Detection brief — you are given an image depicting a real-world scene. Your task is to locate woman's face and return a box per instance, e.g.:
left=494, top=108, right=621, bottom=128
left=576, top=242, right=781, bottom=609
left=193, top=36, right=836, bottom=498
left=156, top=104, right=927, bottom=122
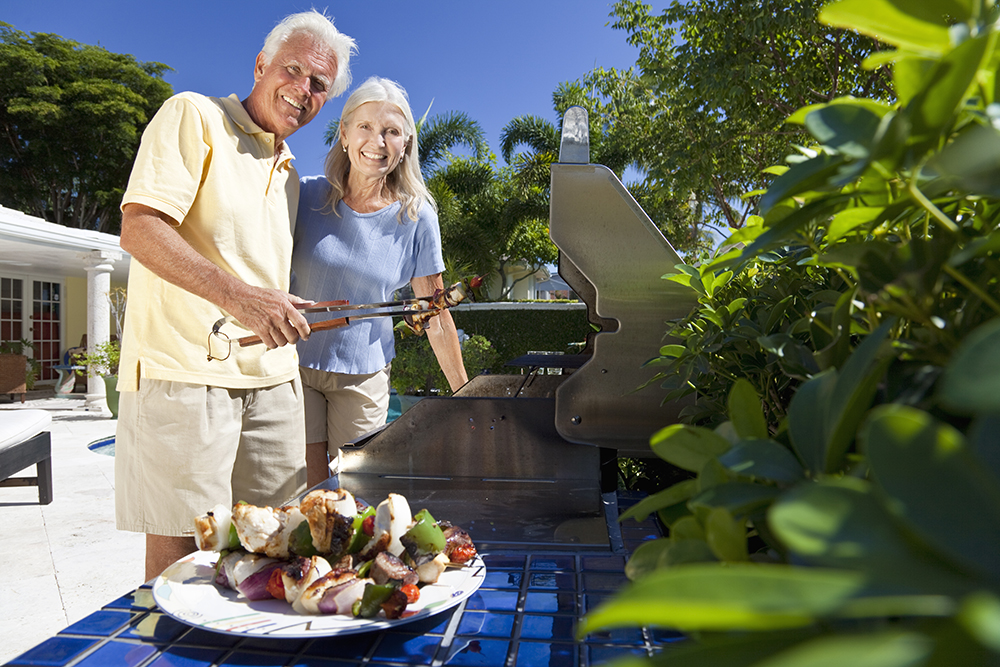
left=341, top=101, right=409, bottom=182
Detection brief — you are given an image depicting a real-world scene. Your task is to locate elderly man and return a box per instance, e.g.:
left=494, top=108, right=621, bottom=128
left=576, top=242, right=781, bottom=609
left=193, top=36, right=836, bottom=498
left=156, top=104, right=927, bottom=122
left=115, top=11, right=356, bottom=581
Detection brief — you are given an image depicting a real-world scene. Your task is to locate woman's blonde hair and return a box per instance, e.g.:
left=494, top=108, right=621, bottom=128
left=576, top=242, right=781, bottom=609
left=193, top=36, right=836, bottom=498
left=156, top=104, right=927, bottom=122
left=325, top=76, right=435, bottom=222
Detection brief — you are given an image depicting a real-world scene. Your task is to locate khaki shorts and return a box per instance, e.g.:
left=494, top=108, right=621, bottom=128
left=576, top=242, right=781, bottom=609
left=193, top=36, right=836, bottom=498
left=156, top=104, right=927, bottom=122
left=300, top=365, right=391, bottom=463
left=115, top=377, right=306, bottom=536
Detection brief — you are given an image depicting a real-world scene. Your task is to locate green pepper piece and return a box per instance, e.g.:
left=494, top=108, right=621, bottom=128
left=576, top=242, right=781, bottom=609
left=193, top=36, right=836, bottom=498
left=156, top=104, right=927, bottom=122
left=401, top=508, right=446, bottom=557
left=288, top=520, right=318, bottom=556
left=347, top=505, right=376, bottom=554
left=355, top=583, right=396, bottom=618
left=227, top=522, right=240, bottom=550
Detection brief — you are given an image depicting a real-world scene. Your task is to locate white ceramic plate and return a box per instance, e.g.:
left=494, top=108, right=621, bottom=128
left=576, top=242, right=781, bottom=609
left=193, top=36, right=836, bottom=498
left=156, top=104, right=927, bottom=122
left=152, top=550, right=485, bottom=637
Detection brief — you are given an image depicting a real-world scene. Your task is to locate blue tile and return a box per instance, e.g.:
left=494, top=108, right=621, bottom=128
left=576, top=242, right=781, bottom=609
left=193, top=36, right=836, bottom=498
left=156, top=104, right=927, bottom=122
left=237, top=637, right=307, bottom=654
left=104, top=589, right=156, bottom=612
left=649, top=628, right=688, bottom=643
left=442, top=638, right=509, bottom=666
left=370, top=633, right=441, bottom=664
left=581, top=572, right=628, bottom=592
left=587, top=644, right=650, bottom=664
left=61, top=610, right=134, bottom=637
left=522, top=592, right=576, bottom=614
left=220, top=650, right=298, bottom=666
left=527, top=573, right=575, bottom=591
left=463, top=590, right=519, bottom=612
left=75, top=641, right=157, bottom=667
left=480, top=554, right=525, bottom=569
left=518, top=614, right=575, bottom=641
left=6, top=637, right=97, bottom=666
left=528, top=556, right=574, bottom=572
left=304, top=633, right=377, bottom=660
left=393, top=608, right=455, bottom=635
left=455, top=612, right=514, bottom=638
left=172, top=628, right=241, bottom=649
left=146, top=645, right=227, bottom=667
left=581, top=625, right=645, bottom=644
left=580, top=556, right=626, bottom=572
left=289, top=658, right=358, bottom=667
left=514, top=641, right=576, bottom=667
left=118, top=612, right=188, bottom=643
left=482, top=570, right=521, bottom=590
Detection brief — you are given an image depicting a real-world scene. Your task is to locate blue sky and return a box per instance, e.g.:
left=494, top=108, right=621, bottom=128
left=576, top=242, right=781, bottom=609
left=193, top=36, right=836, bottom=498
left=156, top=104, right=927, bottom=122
left=5, top=1, right=668, bottom=178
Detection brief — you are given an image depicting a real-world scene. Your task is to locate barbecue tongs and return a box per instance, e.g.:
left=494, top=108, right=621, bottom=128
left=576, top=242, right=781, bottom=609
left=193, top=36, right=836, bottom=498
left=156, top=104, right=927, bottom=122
left=207, top=279, right=480, bottom=361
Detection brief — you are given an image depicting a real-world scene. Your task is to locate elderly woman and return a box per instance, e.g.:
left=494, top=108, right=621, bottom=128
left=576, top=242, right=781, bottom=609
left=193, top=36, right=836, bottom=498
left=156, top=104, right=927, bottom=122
left=291, top=76, right=468, bottom=486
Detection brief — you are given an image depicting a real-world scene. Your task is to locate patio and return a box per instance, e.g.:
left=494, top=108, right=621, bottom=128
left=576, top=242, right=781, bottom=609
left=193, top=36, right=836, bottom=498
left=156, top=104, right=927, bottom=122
left=0, top=387, right=143, bottom=664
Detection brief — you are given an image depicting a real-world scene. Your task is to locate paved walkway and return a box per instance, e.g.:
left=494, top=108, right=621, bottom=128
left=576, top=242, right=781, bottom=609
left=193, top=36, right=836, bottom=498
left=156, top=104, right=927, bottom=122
left=0, top=388, right=144, bottom=665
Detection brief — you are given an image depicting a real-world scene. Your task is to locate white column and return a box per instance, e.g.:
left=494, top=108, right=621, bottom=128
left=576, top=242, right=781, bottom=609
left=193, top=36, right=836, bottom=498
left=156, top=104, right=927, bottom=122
left=83, top=250, right=120, bottom=415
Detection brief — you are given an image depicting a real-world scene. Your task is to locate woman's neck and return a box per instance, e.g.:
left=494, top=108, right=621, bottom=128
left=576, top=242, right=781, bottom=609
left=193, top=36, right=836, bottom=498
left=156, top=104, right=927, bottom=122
left=343, top=173, right=394, bottom=213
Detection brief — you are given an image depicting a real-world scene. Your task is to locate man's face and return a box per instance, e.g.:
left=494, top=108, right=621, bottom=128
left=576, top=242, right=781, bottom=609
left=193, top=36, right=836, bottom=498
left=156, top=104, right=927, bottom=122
left=246, top=32, right=338, bottom=144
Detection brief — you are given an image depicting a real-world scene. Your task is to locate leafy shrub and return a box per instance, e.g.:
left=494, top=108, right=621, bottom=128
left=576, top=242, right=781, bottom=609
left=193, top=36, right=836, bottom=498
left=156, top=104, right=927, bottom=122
left=390, top=328, right=499, bottom=396
left=579, top=0, right=1000, bottom=663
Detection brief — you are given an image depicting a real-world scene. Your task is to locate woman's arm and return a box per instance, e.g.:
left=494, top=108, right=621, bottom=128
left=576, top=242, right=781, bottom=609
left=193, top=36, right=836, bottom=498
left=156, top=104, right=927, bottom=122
left=410, top=273, right=468, bottom=392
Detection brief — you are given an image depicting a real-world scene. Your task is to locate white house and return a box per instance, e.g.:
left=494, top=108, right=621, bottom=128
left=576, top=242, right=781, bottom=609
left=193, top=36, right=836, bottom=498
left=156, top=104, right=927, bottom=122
left=0, top=204, right=129, bottom=411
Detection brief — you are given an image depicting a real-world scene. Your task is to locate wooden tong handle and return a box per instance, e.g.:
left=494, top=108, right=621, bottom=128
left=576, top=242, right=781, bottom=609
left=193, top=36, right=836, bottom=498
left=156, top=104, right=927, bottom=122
left=237, top=317, right=350, bottom=347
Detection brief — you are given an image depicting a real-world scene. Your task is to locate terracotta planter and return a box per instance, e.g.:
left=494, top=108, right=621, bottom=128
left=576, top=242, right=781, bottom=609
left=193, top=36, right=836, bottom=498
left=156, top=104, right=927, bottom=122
left=0, top=354, right=27, bottom=401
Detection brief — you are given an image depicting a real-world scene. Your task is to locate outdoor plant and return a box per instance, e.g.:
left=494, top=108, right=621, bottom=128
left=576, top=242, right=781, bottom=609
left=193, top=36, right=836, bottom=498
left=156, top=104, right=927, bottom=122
left=74, top=339, right=120, bottom=378
left=0, top=338, right=41, bottom=389
left=578, top=0, right=1000, bottom=664
left=390, top=324, right=499, bottom=396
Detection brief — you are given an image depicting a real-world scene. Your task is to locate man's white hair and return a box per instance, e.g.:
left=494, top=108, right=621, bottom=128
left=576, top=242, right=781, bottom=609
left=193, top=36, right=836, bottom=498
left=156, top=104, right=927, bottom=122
left=261, top=10, right=357, bottom=98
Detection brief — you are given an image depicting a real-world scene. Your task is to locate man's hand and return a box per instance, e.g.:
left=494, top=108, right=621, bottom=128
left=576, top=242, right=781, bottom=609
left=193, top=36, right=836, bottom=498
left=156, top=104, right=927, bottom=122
left=226, top=289, right=313, bottom=349
left=121, top=203, right=312, bottom=349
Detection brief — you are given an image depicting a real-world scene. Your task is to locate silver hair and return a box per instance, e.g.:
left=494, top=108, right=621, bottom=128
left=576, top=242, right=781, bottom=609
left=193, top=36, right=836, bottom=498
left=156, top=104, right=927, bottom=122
left=325, top=76, right=435, bottom=222
left=261, top=10, right=357, bottom=98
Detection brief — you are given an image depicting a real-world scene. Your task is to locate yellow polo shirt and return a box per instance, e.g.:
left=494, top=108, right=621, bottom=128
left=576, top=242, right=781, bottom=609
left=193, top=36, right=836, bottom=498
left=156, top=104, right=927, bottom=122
left=119, top=92, right=299, bottom=391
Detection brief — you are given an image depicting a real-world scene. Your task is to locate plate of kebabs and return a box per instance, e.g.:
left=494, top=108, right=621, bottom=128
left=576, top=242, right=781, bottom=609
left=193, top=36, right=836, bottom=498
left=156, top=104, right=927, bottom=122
left=152, top=488, right=484, bottom=637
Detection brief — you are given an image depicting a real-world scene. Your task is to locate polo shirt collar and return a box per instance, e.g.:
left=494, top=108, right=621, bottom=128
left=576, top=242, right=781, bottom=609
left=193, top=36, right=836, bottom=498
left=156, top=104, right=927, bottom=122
left=220, top=94, right=296, bottom=167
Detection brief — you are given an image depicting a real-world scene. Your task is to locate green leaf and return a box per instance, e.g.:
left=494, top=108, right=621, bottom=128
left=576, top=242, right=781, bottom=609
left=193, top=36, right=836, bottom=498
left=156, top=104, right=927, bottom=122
left=658, top=343, right=686, bottom=358
left=788, top=369, right=838, bottom=473
left=650, top=424, right=732, bottom=472
left=939, top=318, right=1000, bottom=413
left=705, top=507, right=749, bottom=562
left=623, top=538, right=671, bottom=581
left=903, top=31, right=992, bottom=141
left=864, top=405, right=1000, bottom=581
left=619, top=479, right=699, bottom=523
left=670, top=515, right=705, bottom=541
left=959, top=592, right=1000, bottom=653
left=805, top=103, right=882, bottom=159
left=828, top=206, right=885, bottom=243
left=728, top=379, right=769, bottom=440
left=759, top=154, right=847, bottom=214
left=770, top=479, right=979, bottom=595
left=577, top=563, right=865, bottom=636
left=820, top=0, right=954, bottom=54
left=755, top=630, right=933, bottom=667
left=718, top=439, right=806, bottom=484
left=690, top=482, right=782, bottom=518
left=925, top=122, right=1000, bottom=198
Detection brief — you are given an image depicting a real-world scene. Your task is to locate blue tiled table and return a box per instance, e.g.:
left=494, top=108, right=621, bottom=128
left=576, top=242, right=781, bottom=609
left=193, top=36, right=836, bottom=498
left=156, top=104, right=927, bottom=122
left=7, top=501, right=682, bottom=666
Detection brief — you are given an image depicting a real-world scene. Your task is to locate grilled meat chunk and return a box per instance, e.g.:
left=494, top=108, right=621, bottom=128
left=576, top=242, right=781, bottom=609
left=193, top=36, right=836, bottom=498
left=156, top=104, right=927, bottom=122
left=370, top=551, right=419, bottom=587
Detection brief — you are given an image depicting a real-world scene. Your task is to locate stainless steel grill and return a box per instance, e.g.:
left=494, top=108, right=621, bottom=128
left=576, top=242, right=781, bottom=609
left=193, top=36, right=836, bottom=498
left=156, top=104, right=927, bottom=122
left=336, top=107, right=695, bottom=553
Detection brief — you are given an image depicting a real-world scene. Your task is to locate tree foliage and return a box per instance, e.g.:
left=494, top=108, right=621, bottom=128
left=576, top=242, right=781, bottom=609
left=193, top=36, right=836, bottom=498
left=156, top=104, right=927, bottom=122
left=588, top=0, right=893, bottom=244
left=0, top=24, right=172, bottom=232
left=418, top=112, right=559, bottom=300
left=580, top=0, right=1000, bottom=663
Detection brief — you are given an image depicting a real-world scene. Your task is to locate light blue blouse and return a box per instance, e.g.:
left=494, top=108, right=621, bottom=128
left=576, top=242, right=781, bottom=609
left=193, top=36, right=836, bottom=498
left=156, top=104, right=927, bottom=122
left=291, top=175, right=444, bottom=374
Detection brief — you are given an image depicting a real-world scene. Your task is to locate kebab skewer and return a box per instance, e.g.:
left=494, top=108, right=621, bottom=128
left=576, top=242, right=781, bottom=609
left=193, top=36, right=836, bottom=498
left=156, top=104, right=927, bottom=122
left=209, top=278, right=482, bottom=353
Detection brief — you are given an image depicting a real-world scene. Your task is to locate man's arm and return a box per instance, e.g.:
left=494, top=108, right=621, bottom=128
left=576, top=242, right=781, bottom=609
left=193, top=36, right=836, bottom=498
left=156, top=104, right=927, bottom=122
left=120, top=203, right=311, bottom=348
